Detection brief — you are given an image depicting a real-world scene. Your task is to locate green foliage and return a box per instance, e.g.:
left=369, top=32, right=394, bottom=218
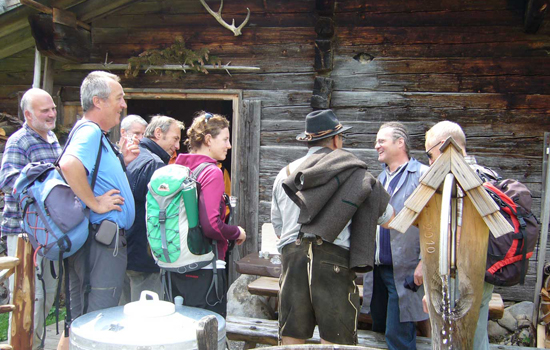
left=125, top=37, right=222, bottom=79
left=0, top=307, right=66, bottom=342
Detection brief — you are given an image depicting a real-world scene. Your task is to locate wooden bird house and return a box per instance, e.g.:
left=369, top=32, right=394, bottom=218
left=390, top=137, right=513, bottom=350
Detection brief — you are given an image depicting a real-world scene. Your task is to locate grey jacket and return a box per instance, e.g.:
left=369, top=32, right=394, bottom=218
left=362, top=158, right=429, bottom=322
left=283, top=148, right=390, bottom=272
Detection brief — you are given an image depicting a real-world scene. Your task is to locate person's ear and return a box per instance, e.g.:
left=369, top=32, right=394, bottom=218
left=154, top=127, right=163, bottom=140
left=204, top=133, right=212, bottom=146
left=92, top=96, right=102, bottom=109
left=23, top=110, right=32, bottom=122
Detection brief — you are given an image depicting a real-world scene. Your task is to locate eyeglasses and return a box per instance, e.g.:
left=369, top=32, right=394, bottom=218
left=425, top=142, right=440, bottom=161
left=204, top=113, right=213, bottom=122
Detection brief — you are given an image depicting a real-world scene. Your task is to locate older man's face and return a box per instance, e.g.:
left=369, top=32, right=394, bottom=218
left=26, top=93, right=57, bottom=135
left=100, top=80, right=127, bottom=129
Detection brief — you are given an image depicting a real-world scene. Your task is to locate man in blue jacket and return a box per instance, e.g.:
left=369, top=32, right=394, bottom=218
left=123, top=115, right=184, bottom=303
left=362, top=122, right=429, bottom=350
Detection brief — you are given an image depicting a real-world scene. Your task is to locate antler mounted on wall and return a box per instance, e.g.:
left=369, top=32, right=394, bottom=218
left=200, top=0, right=250, bottom=36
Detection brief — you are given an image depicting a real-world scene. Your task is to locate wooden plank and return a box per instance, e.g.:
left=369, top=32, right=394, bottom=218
left=421, top=151, right=451, bottom=189
left=389, top=207, right=420, bottom=234
left=0, top=257, right=20, bottom=270
left=332, top=56, right=550, bottom=77
left=234, top=100, right=261, bottom=256
left=92, top=13, right=317, bottom=28
left=330, top=91, right=550, bottom=110
left=404, top=184, right=437, bottom=213
left=334, top=10, right=522, bottom=27
left=489, top=293, right=504, bottom=320
left=450, top=149, right=483, bottom=191
left=0, top=27, right=35, bottom=60
left=11, top=237, right=34, bottom=350
left=196, top=315, right=218, bottom=350
left=226, top=315, right=532, bottom=349
left=466, top=186, right=500, bottom=218
left=92, top=27, right=316, bottom=45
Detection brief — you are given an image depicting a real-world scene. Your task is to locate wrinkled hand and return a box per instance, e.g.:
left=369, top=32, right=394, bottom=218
left=120, top=136, right=140, bottom=166
left=414, top=260, right=424, bottom=286
left=93, top=189, right=124, bottom=213
left=236, top=226, right=246, bottom=245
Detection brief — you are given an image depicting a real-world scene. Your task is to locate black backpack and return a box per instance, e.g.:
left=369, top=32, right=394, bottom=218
left=477, top=168, right=540, bottom=286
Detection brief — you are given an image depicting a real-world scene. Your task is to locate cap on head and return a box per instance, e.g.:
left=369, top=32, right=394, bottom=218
left=296, top=109, right=352, bottom=142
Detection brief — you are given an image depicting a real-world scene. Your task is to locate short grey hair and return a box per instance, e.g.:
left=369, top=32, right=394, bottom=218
left=379, top=121, right=411, bottom=157
left=20, top=88, right=50, bottom=115
left=426, top=121, right=466, bottom=150
left=80, top=71, right=120, bottom=112
left=144, top=115, right=184, bottom=139
left=121, top=114, right=147, bottom=131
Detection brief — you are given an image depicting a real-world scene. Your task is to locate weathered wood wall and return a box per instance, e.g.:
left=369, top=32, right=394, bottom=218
left=0, top=0, right=549, bottom=301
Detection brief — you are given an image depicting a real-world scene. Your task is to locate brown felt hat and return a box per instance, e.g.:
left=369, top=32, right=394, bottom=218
left=296, top=109, right=352, bottom=142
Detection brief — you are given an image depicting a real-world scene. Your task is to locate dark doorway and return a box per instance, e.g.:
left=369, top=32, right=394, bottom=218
left=126, top=98, right=233, bottom=173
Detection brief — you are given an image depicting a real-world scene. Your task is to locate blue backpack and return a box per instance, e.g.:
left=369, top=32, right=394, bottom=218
left=12, top=122, right=104, bottom=261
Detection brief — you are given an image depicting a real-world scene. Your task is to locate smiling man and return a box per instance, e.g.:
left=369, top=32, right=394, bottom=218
left=121, top=115, right=184, bottom=305
left=57, top=71, right=139, bottom=350
left=0, top=88, right=61, bottom=349
left=362, top=122, right=429, bottom=350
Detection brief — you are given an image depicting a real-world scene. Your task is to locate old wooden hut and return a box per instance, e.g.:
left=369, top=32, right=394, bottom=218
left=0, top=0, right=549, bottom=302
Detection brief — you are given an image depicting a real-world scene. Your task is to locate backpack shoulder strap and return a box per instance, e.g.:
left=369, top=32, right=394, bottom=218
left=191, top=162, right=215, bottom=181
left=55, top=121, right=104, bottom=191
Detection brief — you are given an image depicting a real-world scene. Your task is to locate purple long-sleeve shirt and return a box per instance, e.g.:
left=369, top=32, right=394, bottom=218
left=175, top=153, right=240, bottom=259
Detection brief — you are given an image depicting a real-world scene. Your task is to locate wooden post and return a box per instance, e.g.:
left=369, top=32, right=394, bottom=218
left=41, top=56, right=55, bottom=95
left=532, top=132, right=550, bottom=327
left=418, top=193, right=489, bottom=349
left=234, top=100, right=261, bottom=257
left=10, top=237, right=34, bottom=350
left=196, top=315, right=218, bottom=350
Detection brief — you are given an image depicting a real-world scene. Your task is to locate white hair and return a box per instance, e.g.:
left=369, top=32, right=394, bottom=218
left=121, top=114, right=147, bottom=131
left=80, top=71, right=120, bottom=112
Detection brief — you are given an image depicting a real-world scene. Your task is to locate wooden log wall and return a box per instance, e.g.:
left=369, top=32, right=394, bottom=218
left=0, top=0, right=549, bottom=301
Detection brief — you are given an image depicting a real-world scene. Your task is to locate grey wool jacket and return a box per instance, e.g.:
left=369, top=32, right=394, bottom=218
left=282, top=147, right=391, bottom=272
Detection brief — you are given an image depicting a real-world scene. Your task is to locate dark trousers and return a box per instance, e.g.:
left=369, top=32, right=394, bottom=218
left=170, top=268, right=227, bottom=318
left=370, top=265, right=416, bottom=350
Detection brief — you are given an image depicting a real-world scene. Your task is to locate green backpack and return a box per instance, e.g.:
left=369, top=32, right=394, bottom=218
left=146, top=163, right=216, bottom=273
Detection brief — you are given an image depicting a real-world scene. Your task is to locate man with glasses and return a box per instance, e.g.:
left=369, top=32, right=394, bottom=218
left=121, top=115, right=184, bottom=304
left=362, top=122, right=429, bottom=350
left=271, top=109, right=394, bottom=345
left=424, top=120, right=492, bottom=350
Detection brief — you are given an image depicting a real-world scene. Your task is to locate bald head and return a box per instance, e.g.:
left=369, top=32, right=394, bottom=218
left=20, top=88, right=57, bottom=139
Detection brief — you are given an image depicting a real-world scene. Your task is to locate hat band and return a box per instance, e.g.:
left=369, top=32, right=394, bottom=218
left=297, top=124, right=343, bottom=141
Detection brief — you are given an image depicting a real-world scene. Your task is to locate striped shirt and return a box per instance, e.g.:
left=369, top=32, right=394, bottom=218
left=0, top=123, right=61, bottom=235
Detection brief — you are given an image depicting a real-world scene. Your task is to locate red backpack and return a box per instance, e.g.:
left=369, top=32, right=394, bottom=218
left=477, top=169, right=540, bottom=286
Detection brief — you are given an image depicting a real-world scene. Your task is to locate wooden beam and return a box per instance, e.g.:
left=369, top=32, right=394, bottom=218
left=525, top=0, right=549, bottom=33
left=42, top=56, right=55, bottom=94
left=62, top=63, right=261, bottom=73
left=311, top=76, right=333, bottom=110
left=20, top=0, right=91, bottom=30
left=0, top=27, right=34, bottom=59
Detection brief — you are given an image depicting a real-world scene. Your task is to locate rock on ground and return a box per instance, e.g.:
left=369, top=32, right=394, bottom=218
left=227, top=274, right=274, bottom=319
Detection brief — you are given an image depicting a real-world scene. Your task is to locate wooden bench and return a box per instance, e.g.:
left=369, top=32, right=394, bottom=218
left=247, top=276, right=504, bottom=320
left=226, top=316, right=528, bottom=350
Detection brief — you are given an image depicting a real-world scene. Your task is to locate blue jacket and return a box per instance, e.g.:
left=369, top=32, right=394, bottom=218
left=126, top=138, right=171, bottom=272
left=362, top=158, right=430, bottom=323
